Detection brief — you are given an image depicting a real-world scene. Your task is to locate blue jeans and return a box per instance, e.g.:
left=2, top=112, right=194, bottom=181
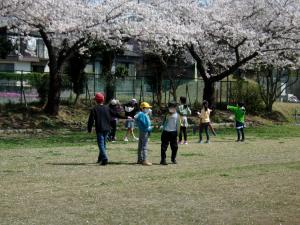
left=199, top=123, right=209, bottom=141
left=97, top=132, right=109, bottom=161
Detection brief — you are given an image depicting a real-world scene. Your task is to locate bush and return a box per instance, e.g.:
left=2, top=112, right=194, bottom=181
left=31, top=73, right=49, bottom=104
left=230, top=79, right=264, bottom=114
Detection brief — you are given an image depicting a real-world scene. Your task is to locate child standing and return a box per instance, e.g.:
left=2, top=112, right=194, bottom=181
left=134, top=102, right=153, bottom=166
left=227, top=102, right=246, bottom=142
left=178, top=96, right=192, bottom=144
left=123, top=98, right=139, bottom=141
left=87, top=93, right=112, bottom=166
left=160, top=101, right=180, bottom=165
left=197, top=100, right=212, bottom=144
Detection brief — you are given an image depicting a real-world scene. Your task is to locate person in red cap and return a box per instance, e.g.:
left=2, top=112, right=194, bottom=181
left=88, top=92, right=118, bottom=165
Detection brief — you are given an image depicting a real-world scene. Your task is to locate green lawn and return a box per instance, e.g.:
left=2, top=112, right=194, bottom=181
left=0, top=125, right=300, bottom=225
left=1, top=124, right=300, bottom=150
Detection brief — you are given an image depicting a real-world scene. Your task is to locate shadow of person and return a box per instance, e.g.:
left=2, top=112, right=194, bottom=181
left=46, top=161, right=140, bottom=166
left=45, top=162, right=95, bottom=166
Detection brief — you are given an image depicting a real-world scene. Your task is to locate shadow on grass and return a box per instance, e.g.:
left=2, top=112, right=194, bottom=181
left=108, top=161, right=137, bottom=165
left=46, top=162, right=96, bottom=166
left=46, top=161, right=139, bottom=166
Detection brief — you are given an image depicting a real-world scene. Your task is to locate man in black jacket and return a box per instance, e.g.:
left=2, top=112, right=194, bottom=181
left=87, top=92, right=112, bottom=165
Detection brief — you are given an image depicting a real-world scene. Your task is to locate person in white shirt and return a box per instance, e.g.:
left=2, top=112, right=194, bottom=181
left=178, top=96, right=192, bottom=145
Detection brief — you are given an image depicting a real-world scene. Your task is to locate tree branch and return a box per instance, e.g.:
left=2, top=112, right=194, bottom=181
left=210, top=51, right=259, bottom=82
left=187, top=44, right=207, bottom=81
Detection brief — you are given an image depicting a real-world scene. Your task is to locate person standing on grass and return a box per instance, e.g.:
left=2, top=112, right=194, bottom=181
left=227, top=102, right=246, bottom=142
left=160, top=101, right=180, bottom=165
left=108, top=99, right=123, bottom=142
left=123, top=98, right=139, bottom=142
left=134, top=102, right=153, bottom=166
left=178, top=96, right=192, bottom=145
left=88, top=93, right=123, bottom=165
left=197, top=100, right=212, bottom=144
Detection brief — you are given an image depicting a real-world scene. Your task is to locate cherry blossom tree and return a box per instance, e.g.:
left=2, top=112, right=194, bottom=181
left=2, top=0, right=146, bottom=115
left=147, top=0, right=300, bottom=105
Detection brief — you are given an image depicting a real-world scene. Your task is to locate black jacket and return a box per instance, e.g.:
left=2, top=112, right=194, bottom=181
left=123, top=102, right=139, bottom=118
left=88, top=104, right=125, bottom=133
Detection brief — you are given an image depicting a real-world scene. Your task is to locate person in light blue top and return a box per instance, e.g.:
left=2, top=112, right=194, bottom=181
left=134, top=102, right=153, bottom=166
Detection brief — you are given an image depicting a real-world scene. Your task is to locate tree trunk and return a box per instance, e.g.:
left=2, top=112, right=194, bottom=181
left=155, top=71, right=163, bottom=107
left=102, top=51, right=115, bottom=104
left=203, top=81, right=215, bottom=106
left=169, top=79, right=177, bottom=102
left=265, top=92, right=275, bottom=113
left=44, top=70, right=62, bottom=115
left=73, top=93, right=80, bottom=105
left=105, top=81, right=115, bottom=104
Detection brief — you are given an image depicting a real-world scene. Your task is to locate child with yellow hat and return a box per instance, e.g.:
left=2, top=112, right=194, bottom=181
left=134, top=102, right=153, bottom=166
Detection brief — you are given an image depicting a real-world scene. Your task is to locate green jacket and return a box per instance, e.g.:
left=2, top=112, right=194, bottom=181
left=227, top=105, right=245, bottom=123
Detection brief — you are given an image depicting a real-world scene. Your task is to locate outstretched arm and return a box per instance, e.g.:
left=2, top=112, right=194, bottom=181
left=227, top=105, right=238, bottom=112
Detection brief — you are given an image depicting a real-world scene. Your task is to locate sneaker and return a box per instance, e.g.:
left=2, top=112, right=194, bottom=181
left=184, top=141, right=188, bottom=145
left=134, top=137, right=139, bottom=141
left=236, top=139, right=240, bottom=142
left=137, top=160, right=142, bottom=164
left=142, top=160, right=152, bottom=166
left=100, top=160, right=108, bottom=166
left=198, top=140, right=203, bottom=144
left=171, top=159, right=177, bottom=164
left=124, top=137, right=129, bottom=142
left=160, top=160, right=168, bottom=165
left=178, top=141, right=183, bottom=145
left=97, top=155, right=102, bottom=163
left=205, top=140, right=210, bottom=144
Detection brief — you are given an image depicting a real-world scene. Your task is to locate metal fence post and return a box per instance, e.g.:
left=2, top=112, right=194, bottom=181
left=226, top=77, right=229, bottom=103
left=20, top=70, right=23, bottom=104
left=219, top=81, right=222, bottom=104
left=133, top=79, right=135, bottom=98
left=93, top=73, right=96, bottom=95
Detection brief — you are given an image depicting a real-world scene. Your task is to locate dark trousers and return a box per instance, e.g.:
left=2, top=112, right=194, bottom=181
left=108, top=120, right=117, bottom=141
left=236, top=121, right=245, bottom=141
left=179, top=126, right=187, bottom=142
left=199, top=123, right=209, bottom=141
left=237, top=128, right=245, bottom=141
left=161, top=130, right=178, bottom=162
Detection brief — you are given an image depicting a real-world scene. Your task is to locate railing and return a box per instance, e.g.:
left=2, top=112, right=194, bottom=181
left=0, top=70, right=239, bottom=106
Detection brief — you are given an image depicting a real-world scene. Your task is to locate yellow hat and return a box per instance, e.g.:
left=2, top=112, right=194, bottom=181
left=140, top=102, right=152, bottom=109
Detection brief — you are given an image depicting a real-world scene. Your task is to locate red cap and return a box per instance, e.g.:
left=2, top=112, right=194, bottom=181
left=95, top=92, right=104, bottom=103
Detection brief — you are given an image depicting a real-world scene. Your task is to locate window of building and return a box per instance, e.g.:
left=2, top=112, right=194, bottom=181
left=36, top=39, right=45, bottom=58
left=0, top=63, right=14, bottom=72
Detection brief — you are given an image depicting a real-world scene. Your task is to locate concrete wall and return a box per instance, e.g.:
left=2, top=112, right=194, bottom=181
left=14, top=62, right=31, bottom=73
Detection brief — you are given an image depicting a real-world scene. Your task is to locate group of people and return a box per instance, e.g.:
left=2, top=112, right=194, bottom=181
left=87, top=92, right=246, bottom=166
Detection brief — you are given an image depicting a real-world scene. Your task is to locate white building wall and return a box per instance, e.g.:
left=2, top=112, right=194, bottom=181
left=15, top=62, right=31, bottom=73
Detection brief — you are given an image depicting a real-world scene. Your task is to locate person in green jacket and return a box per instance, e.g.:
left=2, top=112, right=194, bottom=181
left=227, top=102, right=246, bottom=142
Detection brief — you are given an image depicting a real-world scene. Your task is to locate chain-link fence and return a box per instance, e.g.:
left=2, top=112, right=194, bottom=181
left=0, top=71, right=240, bottom=106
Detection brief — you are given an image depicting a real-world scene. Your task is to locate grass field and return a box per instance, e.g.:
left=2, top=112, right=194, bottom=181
left=1, top=126, right=300, bottom=225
